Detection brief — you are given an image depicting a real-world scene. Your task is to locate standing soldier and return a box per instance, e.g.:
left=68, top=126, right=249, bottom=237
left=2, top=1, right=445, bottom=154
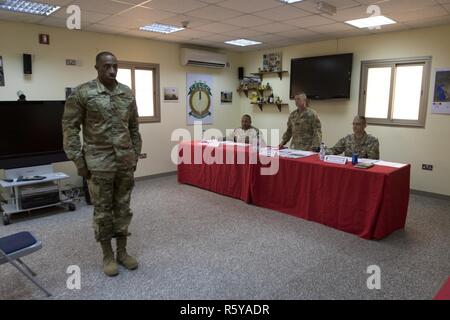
left=279, top=92, right=322, bottom=151
left=62, top=52, right=142, bottom=277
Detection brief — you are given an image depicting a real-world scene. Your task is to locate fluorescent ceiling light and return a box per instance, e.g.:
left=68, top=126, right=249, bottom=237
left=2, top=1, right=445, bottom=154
left=0, top=0, right=60, bottom=16
left=278, top=0, right=304, bottom=3
left=346, top=16, right=396, bottom=29
left=225, top=39, right=262, bottom=47
left=140, top=23, right=185, bottom=34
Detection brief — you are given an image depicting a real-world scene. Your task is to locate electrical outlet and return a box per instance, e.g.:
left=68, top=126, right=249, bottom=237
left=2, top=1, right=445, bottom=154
left=65, top=59, right=77, bottom=66
left=422, top=164, right=433, bottom=171
left=139, top=153, right=147, bottom=159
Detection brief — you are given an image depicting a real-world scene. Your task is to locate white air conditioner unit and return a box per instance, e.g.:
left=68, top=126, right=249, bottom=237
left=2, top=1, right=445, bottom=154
left=180, top=48, right=227, bottom=69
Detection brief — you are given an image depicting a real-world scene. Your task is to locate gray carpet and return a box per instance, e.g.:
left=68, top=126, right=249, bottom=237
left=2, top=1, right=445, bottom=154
left=0, top=175, right=449, bottom=300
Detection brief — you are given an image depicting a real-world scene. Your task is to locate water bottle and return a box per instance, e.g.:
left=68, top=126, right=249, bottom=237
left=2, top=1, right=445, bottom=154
left=319, top=142, right=326, bottom=161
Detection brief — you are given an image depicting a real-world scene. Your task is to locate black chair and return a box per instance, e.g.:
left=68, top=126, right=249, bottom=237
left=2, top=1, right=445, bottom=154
left=0, top=232, right=51, bottom=297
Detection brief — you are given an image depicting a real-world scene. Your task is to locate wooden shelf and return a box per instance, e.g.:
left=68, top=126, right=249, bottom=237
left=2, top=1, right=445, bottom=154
left=251, top=70, right=289, bottom=80
left=237, top=86, right=273, bottom=97
left=251, top=102, right=288, bottom=112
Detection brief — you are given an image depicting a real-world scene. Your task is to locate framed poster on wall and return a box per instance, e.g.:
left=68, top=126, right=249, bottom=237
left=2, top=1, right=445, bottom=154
left=186, top=73, right=213, bottom=125
left=431, top=68, right=450, bottom=114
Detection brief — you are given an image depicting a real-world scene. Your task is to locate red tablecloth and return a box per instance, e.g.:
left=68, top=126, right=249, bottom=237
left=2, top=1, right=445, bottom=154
left=434, top=277, right=450, bottom=300
left=177, top=141, right=410, bottom=240
left=177, top=141, right=253, bottom=202
left=251, top=154, right=410, bottom=240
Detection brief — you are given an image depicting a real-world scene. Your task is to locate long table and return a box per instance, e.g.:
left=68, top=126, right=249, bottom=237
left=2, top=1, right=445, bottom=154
left=177, top=141, right=410, bottom=240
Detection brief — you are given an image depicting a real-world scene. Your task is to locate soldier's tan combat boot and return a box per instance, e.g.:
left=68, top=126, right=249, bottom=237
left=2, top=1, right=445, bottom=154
left=116, top=237, right=138, bottom=270
left=100, top=240, right=119, bottom=277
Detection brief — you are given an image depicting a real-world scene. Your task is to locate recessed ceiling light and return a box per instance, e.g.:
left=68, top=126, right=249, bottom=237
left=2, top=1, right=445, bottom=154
left=225, top=39, right=262, bottom=47
left=140, top=23, right=185, bottom=34
left=278, top=0, right=304, bottom=3
left=345, top=16, right=396, bottom=29
left=0, top=0, right=60, bottom=16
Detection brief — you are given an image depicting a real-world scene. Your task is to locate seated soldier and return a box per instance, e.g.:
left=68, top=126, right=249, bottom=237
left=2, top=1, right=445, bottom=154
left=328, top=115, right=380, bottom=160
left=227, top=114, right=264, bottom=146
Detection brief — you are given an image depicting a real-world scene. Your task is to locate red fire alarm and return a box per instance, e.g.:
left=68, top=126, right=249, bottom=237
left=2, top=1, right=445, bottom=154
left=39, top=34, right=50, bottom=45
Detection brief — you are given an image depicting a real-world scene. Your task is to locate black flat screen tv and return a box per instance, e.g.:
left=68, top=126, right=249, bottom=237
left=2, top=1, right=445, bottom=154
left=0, top=100, right=68, bottom=169
left=290, top=53, right=353, bottom=100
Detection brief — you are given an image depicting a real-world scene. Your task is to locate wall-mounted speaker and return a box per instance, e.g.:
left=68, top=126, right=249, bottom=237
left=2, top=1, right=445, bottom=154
left=23, top=54, right=32, bottom=75
left=238, top=67, right=244, bottom=80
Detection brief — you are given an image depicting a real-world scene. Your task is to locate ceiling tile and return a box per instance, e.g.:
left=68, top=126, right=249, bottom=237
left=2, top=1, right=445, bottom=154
left=199, top=33, right=237, bottom=43
left=326, top=0, right=360, bottom=8
left=70, top=0, right=133, bottom=15
left=197, top=0, right=223, bottom=3
left=404, top=15, right=450, bottom=29
left=194, top=22, right=241, bottom=33
left=224, top=14, right=272, bottom=27
left=52, top=8, right=109, bottom=24
left=291, top=0, right=322, bottom=14
left=45, top=0, right=74, bottom=5
left=217, top=0, right=282, bottom=14
left=324, top=5, right=371, bottom=22
left=224, top=28, right=265, bottom=38
left=122, top=29, right=164, bottom=39
left=388, top=5, right=448, bottom=22
left=253, top=5, right=310, bottom=21
left=375, top=0, right=438, bottom=14
left=285, top=14, right=336, bottom=28
left=141, top=0, right=209, bottom=14
left=251, top=33, right=291, bottom=43
left=116, top=7, right=176, bottom=21
left=366, top=23, right=410, bottom=34
left=174, top=29, right=213, bottom=38
left=157, top=14, right=213, bottom=28
left=86, top=23, right=131, bottom=34
left=96, top=15, right=146, bottom=29
left=275, top=28, right=320, bottom=39
left=307, top=22, right=356, bottom=33
left=251, top=22, right=299, bottom=33
left=184, top=5, right=243, bottom=20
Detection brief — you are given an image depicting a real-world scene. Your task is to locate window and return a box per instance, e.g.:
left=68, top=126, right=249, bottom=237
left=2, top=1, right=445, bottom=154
left=358, top=57, right=431, bottom=127
left=117, top=61, right=161, bottom=123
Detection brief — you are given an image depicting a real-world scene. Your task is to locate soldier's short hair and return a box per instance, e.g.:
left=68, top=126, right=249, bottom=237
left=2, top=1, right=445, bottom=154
left=96, top=51, right=116, bottom=65
left=356, top=115, right=367, bottom=125
left=295, top=92, right=310, bottom=107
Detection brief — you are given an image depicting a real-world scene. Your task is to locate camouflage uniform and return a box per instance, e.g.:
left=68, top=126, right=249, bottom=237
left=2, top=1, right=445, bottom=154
left=227, top=127, right=261, bottom=143
left=281, top=108, right=322, bottom=151
left=62, top=79, right=142, bottom=242
left=0, top=193, right=4, bottom=213
left=328, top=132, right=379, bottom=160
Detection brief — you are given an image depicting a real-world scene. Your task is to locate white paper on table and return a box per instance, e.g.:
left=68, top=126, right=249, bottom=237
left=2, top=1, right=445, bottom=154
left=279, top=149, right=316, bottom=158
left=375, top=160, right=408, bottom=168
left=200, top=139, right=220, bottom=147
left=346, top=157, right=379, bottom=164
left=221, top=141, right=248, bottom=147
left=259, top=147, right=279, bottom=157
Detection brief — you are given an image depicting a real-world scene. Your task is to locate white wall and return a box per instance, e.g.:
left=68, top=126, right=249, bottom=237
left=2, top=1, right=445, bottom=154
left=239, top=25, right=450, bottom=196
left=1, top=20, right=450, bottom=196
left=0, top=21, right=242, bottom=186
